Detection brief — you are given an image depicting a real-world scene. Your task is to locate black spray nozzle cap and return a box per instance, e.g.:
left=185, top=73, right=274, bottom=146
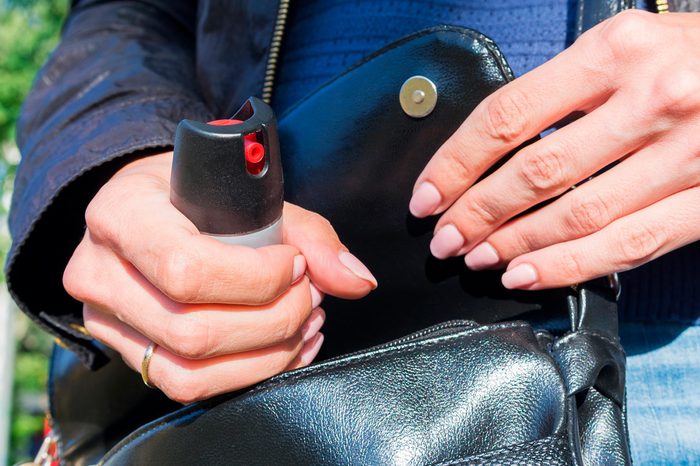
left=170, top=97, right=283, bottom=235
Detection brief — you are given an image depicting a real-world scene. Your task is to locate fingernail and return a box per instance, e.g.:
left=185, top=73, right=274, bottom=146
left=338, top=251, right=378, bottom=288
left=465, top=242, right=500, bottom=270
left=409, top=182, right=441, bottom=218
left=300, top=333, right=324, bottom=366
left=292, top=255, right=306, bottom=283
left=309, top=283, right=324, bottom=308
left=430, top=224, right=464, bottom=259
left=502, top=264, right=538, bottom=289
left=301, top=307, right=326, bottom=342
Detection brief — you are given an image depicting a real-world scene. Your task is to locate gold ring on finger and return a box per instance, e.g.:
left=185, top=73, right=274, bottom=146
left=141, top=341, right=157, bottom=389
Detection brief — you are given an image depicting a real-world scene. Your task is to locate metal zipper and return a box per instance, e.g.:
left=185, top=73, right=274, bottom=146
left=297, top=320, right=480, bottom=369
left=656, top=0, right=670, bottom=13
left=262, top=0, right=291, bottom=104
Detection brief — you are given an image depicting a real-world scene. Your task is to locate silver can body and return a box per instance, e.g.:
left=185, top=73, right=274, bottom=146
left=206, top=217, right=283, bottom=248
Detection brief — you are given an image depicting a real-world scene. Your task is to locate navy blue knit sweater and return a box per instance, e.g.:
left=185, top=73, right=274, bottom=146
left=273, top=0, right=700, bottom=325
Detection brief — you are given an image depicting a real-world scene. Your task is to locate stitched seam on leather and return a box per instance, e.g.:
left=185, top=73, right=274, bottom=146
left=100, top=322, right=538, bottom=461
left=279, top=26, right=514, bottom=119
left=477, top=35, right=514, bottom=82
left=433, top=434, right=568, bottom=465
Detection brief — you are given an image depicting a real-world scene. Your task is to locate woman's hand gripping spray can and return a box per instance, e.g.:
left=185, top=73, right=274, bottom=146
left=170, top=97, right=283, bottom=247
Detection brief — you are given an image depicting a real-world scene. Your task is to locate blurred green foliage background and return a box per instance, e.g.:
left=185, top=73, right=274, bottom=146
left=1, top=0, right=69, bottom=463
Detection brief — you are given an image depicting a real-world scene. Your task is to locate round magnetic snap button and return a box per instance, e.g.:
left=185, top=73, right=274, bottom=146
left=400, top=76, right=438, bottom=118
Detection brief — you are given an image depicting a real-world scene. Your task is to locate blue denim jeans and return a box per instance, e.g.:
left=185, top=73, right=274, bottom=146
left=620, top=322, right=700, bottom=464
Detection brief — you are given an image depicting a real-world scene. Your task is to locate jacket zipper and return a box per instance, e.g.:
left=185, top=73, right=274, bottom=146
left=262, top=0, right=291, bottom=104
left=260, top=0, right=665, bottom=101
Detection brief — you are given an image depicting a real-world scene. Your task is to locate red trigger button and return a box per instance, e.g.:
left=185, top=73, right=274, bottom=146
left=208, top=119, right=264, bottom=165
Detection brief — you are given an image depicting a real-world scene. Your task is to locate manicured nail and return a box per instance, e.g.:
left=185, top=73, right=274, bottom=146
left=430, top=224, right=464, bottom=259
left=292, top=255, right=306, bottom=283
left=409, top=182, right=441, bottom=217
left=300, top=333, right=324, bottom=366
left=502, top=264, right=538, bottom=289
left=338, top=251, right=378, bottom=288
left=301, top=307, right=326, bottom=342
left=465, top=242, right=500, bottom=270
left=310, top=283, right=324, bottom=308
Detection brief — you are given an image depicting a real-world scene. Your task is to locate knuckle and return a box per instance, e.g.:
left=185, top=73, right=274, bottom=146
left=63, top=245, right=92, bottom=303
left=251, top=264, right=284, bottom=303
left=566, top=194, right=612, bottom=234
left=84, top=190, right=121, bottom=243
left=555, top=250, right=587, bottom=284
left=617, top=223, right=666, bottom=266
left=599, top=10, right=655, bottom=60
left=483, top=89, right=531, bottom=144
left=651, top=69, right=700, bottom=116
left=258, top=340, right=299, bottom=377
left=467, top=193, right=502, bottom=227
left=307, top=209, right=333, bottom=231
left=156, top=247, right=204, bottom=303
left=84, top=199, right=110, bottom=241
left=277, top=309, right=305, bottom=343
left=165, top=314, right=211, bottom=360
left=520, top=146, right=569, bottom=192
left=511, top=227, right=540, bottom=255
left=276, top=289, right=311, bottom=342
left=251, top=250, right=291, bottom=303
left=439, top=137, right=477, bottom=182
left=63, top=259, right=86, bottom=301
left=161, top=368, right=205, bottom=404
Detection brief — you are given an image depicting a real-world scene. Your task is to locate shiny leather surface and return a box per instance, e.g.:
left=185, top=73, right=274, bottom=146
left=102, top=320, right=574, bottom=465
left=98, top=286, right=629, bottom=465
left=565, top=281, right=631, bottom=465
left=577, top=388, right=630, bottom=466
left=77, top=28, right=627, bottom=465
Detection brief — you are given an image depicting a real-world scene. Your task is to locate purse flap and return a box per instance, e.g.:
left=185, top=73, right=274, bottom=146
left=278, top=26, right=571, bottom=359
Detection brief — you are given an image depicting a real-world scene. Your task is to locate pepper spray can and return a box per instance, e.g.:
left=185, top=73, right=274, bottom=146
left=170, top=97, right=284, bottom=247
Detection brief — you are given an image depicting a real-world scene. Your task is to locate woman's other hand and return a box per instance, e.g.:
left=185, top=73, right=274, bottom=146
left=63, top=151, right=377, bottom=403
left=410, top=11, right=700, bottom=290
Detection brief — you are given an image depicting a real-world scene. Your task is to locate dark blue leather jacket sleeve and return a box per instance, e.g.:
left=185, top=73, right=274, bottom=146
left=7, top=0, right=214, bottom=366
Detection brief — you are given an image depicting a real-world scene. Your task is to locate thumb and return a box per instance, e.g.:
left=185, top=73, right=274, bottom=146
left=282, top=202, right=377, bottom=299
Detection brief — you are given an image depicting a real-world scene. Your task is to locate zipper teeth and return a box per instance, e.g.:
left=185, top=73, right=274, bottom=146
left=656, top=0, right=670, bottom=13
left=261, top=0, right=290, bottom=104
left=317, top=320, right=478, bottom=366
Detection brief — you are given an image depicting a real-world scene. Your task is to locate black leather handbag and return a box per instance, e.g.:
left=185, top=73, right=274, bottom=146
left=47, top=26, right=631, bottom=465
